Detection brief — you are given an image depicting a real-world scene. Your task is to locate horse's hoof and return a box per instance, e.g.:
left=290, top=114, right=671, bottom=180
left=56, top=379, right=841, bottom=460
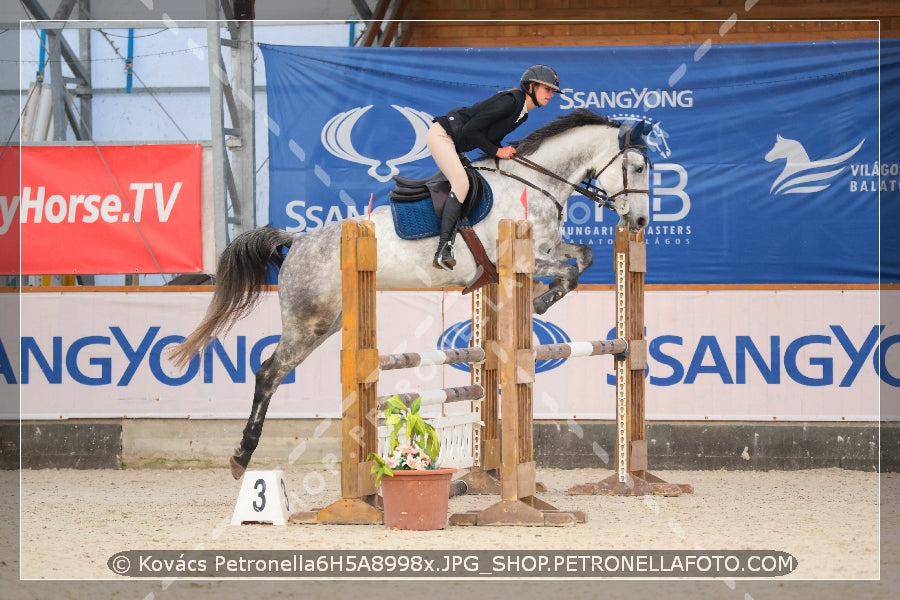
left=230, top=449, right=251, bottom=479
left=230, top=456, right=246, bottom=480
left=533, top=289, right=561, bottom=315
left=449, top=480, right=468, bottom=498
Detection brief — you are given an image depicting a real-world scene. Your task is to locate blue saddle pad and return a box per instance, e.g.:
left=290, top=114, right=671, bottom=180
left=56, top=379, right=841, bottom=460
left=390, top=175, right=493, bottom=240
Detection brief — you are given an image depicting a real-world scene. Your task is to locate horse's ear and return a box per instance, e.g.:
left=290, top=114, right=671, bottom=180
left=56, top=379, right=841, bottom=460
left=638, top=120, right=653, bottom=141
left=617, top=123, right=630, bottom=150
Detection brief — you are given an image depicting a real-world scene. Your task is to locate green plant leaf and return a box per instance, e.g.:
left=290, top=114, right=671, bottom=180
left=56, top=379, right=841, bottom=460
left=386, top=395, right=406, bottom=412
left=366, top=451, right=393, bottom=485
left=376, top=392, right=442, bottom=470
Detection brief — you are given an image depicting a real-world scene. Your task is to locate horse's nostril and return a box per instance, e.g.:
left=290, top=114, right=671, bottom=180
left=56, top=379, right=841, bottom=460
left=637, top=217, right=648, bottom=228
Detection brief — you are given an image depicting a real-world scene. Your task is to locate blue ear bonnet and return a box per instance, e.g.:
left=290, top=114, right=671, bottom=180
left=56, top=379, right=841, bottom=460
left=618, top=120, right=653, bottom=165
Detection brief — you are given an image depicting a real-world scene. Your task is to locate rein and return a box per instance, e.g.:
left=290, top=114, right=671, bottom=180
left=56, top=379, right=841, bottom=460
left=473, top=130, right=650, bottom=218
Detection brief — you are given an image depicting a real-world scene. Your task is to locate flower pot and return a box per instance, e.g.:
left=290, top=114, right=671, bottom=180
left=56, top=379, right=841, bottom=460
left=380, top=468, right=457, bottom=530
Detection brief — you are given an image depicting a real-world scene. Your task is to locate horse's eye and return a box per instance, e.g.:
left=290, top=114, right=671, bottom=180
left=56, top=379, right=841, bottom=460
left=635, top=163, right=644, bottom=174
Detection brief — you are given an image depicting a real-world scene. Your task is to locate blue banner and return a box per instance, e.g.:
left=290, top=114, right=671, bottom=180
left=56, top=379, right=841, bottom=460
left=261, top=39, right=897, bottom=284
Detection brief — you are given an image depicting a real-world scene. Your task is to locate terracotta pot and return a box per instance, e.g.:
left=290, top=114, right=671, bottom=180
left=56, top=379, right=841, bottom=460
left=380, top=468, right=457, bottom=530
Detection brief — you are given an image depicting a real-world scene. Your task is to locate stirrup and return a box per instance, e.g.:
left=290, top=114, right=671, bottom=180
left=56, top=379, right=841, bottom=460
left=433, top=242, right=456, bottom=271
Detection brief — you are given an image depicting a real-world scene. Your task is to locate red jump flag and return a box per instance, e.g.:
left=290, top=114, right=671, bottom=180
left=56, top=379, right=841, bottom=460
left=520, top=186, right=528, bottom=220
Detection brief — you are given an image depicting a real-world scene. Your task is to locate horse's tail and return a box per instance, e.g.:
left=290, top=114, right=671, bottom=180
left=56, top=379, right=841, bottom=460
left=167, top=226, right=295, bottom=369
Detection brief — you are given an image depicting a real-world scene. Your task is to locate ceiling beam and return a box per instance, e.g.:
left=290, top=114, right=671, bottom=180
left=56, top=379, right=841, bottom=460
left=359, top=0, right=389, bottom=46
left=20, top=0, right=91, bottom=85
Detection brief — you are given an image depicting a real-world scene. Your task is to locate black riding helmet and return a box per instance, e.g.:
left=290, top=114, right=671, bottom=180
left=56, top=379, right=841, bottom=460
left=520, top=64, right=560, bottom=106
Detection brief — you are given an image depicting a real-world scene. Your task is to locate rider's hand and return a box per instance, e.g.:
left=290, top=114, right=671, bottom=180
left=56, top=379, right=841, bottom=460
left=496, top=146, right=516, bottom=160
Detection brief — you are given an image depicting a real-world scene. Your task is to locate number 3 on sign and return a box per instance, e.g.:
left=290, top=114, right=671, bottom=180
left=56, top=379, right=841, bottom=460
left=231, top=470, right=292, bottom=525
left=252, top=478, right=267, bottom=512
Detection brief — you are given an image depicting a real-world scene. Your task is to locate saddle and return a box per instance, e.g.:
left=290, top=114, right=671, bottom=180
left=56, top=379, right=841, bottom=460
left=389, top=166, right=498, bottom=294
left=390, top=165, right=482, bottom=214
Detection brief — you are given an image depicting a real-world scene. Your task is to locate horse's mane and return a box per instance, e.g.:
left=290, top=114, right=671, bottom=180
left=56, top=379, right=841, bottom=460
left=515, top=109, right=622, bottom=156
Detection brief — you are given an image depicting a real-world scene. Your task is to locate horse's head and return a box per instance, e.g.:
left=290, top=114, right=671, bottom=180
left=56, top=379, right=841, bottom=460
left=509, top=110, right=652, bottom=232
left=599, top=121, right=651, bottom=231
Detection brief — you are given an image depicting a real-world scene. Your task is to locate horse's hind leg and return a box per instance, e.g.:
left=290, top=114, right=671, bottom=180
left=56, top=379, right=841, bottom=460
left=229, top=351, right=290, bottom=478
left=230, top=316, right=341, bottom=479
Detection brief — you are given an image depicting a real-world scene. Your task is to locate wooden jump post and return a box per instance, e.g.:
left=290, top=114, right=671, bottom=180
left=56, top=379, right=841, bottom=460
left=566, top=224, right=692, bottom=496
left=307, top=219, right=382, bottom=524
left=454, top=220, right=690, bottom=528
left=451, top=220, right=588, bottom=526
left=457, top=274, right=503, bottom=493
left=302, top=219, right=495, bottom=524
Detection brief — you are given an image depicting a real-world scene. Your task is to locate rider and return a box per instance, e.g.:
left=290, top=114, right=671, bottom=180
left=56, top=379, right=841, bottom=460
left=427, top=64, right=560, bottom=270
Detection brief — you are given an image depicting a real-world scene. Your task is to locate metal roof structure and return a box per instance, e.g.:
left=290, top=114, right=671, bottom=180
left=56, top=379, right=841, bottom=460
left=3, top=1, right=363, bottom=24
left=8, top=1, right=413, bottom=280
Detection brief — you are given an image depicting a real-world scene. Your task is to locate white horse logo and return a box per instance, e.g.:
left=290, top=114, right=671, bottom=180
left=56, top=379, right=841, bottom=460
left=764, top=134, right=864, bottom=195
left=321, top=105, right=434, bottom=183
left=645, top=121, right=671, bottom=159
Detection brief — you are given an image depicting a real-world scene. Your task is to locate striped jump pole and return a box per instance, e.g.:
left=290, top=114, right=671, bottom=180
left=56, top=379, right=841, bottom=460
left=377, top=385, right=485, bottom=410
left=379, top=347, right=485, bottom=371
left=533, top=339, right=628, bottom=362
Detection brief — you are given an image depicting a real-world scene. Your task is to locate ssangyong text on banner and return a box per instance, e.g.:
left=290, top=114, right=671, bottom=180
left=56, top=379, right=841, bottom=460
left=7, top=144, right=203, bottom=275
left=12, top=290, right=891, bottom=421
left=261, top=39, right=898, bottom=284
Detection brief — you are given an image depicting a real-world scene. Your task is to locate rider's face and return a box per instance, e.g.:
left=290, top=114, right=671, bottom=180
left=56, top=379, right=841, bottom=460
left=532, top=83, right=556, bottom=106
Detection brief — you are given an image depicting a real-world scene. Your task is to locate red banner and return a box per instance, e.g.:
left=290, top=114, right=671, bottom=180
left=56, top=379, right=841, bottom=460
left=0, top=146, right=20, bottom=275
left=0, top=144, right=203, bottom=275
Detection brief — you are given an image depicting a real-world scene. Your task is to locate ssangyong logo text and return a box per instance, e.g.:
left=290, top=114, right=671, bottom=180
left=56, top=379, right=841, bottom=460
left=3, top=323, right=896, bottom=388
left=558, top=88, right=694, bottom=111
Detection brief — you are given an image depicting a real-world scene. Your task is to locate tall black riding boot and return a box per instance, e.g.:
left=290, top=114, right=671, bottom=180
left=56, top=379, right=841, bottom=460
left=433, top=193, right=464, bottom=270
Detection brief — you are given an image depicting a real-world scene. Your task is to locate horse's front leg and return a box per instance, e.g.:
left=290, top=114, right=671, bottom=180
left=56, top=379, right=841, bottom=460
left=555, top=241, right=594, bottom=275
left=532, top=242, right=592, bottom=314
left=533, top=257, right=580, bottom=315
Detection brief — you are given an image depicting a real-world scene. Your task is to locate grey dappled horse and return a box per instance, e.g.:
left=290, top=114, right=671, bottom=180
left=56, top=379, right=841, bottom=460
left=169, top=109, right=651, bottom=478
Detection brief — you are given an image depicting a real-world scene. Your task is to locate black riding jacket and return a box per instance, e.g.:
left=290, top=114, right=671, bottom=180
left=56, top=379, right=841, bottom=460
left=434, top=89, right=529, bottom=157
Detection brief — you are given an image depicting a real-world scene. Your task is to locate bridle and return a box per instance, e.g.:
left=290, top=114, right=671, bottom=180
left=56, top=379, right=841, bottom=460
left=473, top=128, right=650, bottom=219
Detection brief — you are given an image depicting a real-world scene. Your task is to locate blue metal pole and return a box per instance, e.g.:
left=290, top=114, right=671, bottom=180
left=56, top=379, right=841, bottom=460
left=37, top=30, right=46, bottom=81
left=125, top=28, right=134, bottom=93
